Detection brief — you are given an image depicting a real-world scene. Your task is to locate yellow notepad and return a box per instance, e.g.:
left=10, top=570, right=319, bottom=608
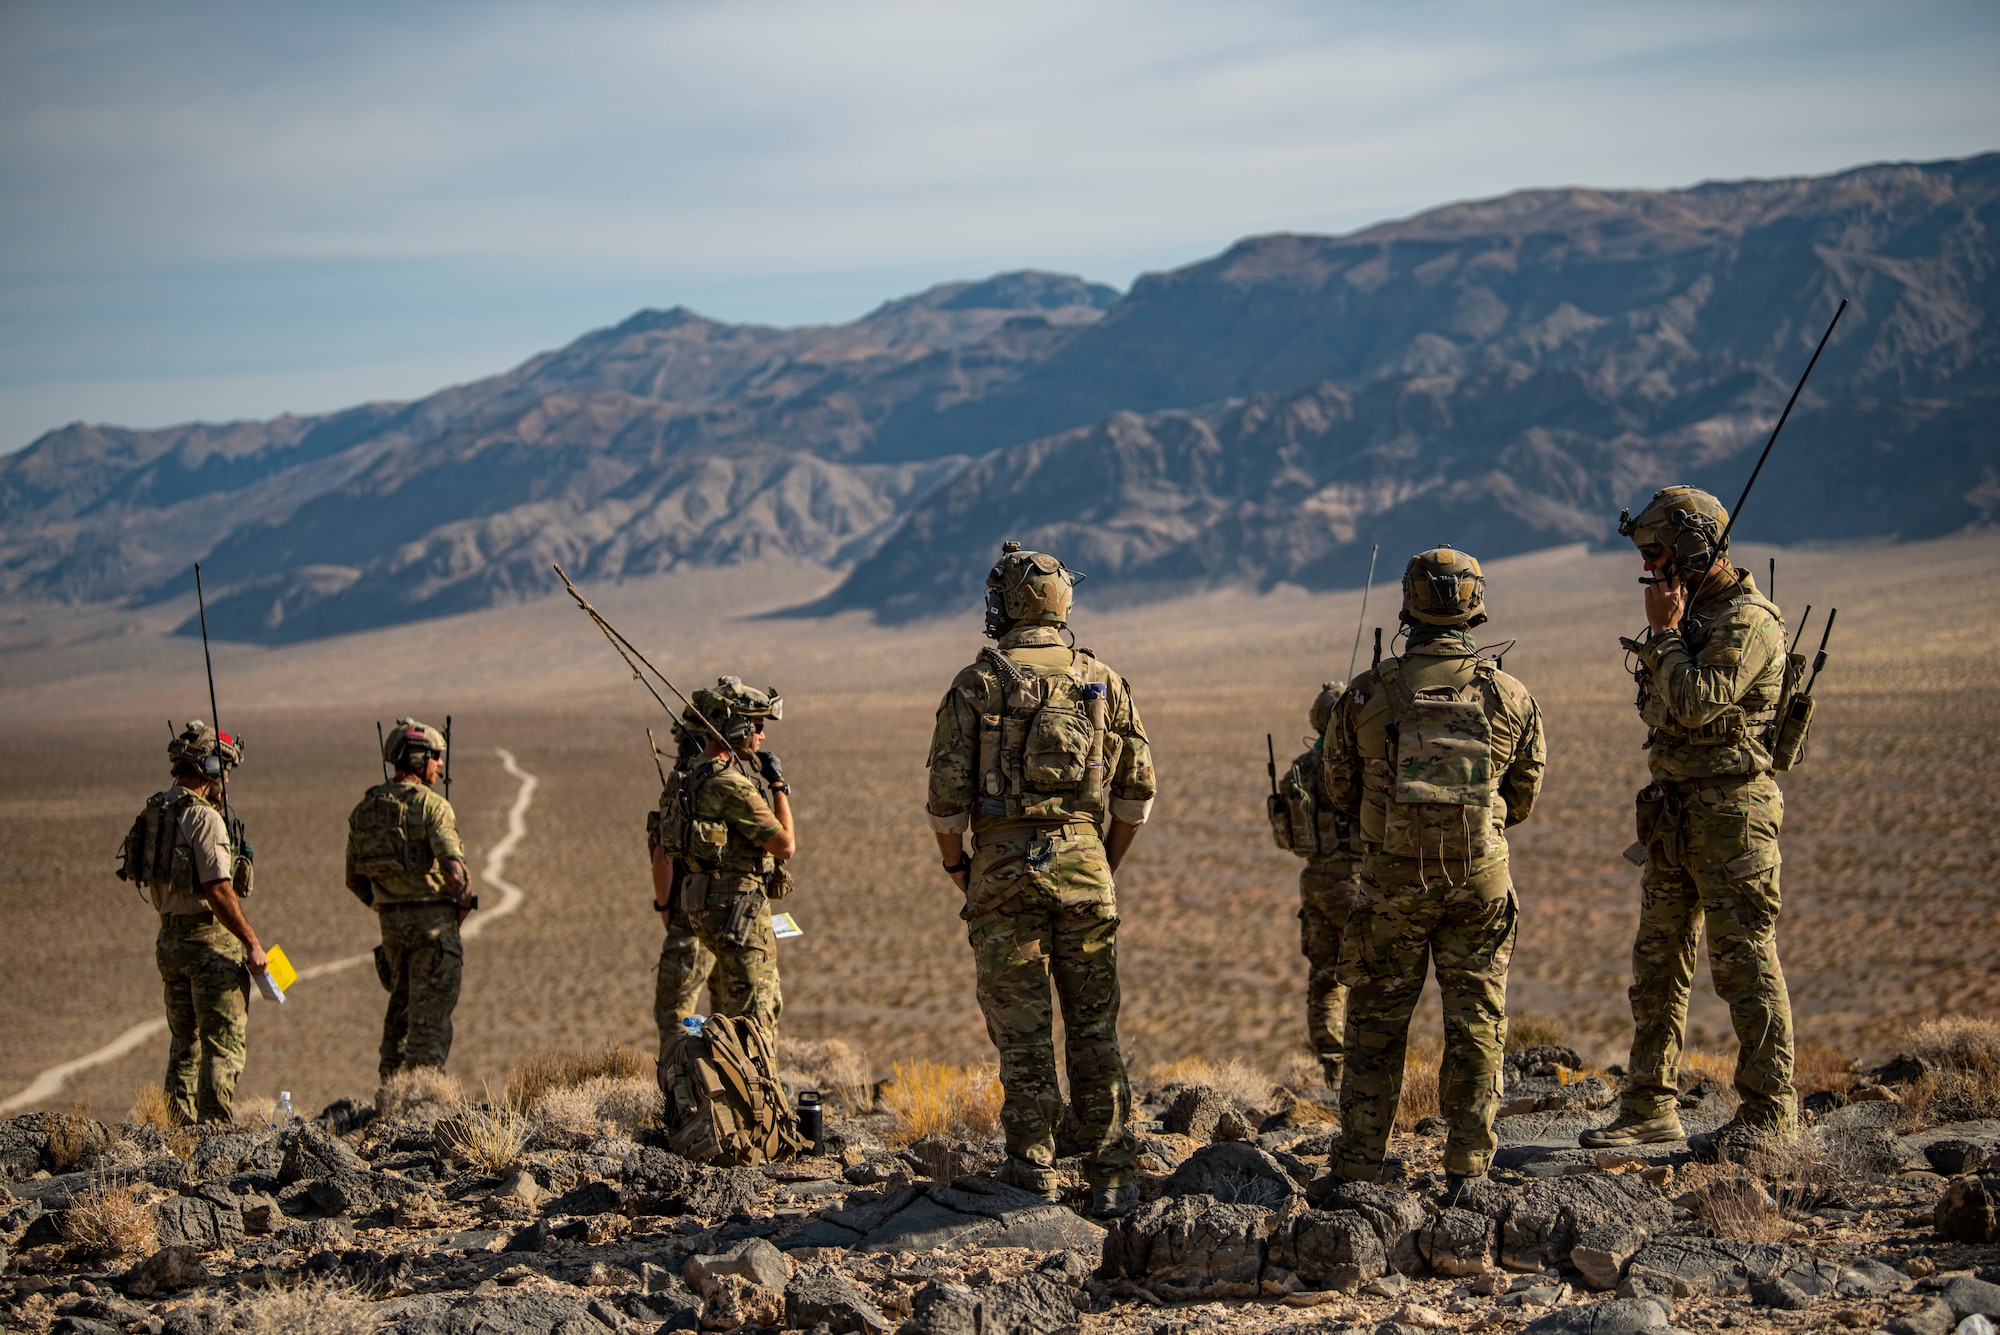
left=254, top=944, right=298, bottom=1002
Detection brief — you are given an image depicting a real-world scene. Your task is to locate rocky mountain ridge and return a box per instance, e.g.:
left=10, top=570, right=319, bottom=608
left=1, top=156, right=1994, bottom=641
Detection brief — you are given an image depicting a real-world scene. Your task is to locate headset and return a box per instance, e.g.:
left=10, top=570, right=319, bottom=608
left=1618, top=505, right=1722, bottom=587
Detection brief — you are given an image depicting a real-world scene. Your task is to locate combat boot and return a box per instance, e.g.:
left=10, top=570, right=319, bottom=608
left=1578, top=1109, right=1685, bottom=1148
left=1689, top=1113, right=1795, bottom=1164
left=995, top=1155, right=1061, bottom=1202
left=1090, top=1184, right=1140, bottom=1219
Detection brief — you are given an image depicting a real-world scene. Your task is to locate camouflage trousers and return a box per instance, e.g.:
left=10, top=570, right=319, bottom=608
left=680, top=873, right=783, bottom=1039
left=376, top=901, right=463, bottom=1083
left=1622, top=774, right=1794, bottom=1127
left=964, top=823, right=1135, bottom=1189
left=157, top=919, right=248, bottom=1125
left=1300, top=855, right=1363, bottom=1092
left=1335, top=855, right=1517, bottom=1181
left=654, top=901, right=716, bottom=1046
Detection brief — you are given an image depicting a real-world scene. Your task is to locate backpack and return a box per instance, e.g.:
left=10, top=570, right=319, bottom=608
left=1269, top=747, right=1354, bottom=857
left=117, top=789, right=253, bottom=897
left=974, top=647, right=1112, bottom=821
left=348, top=784, right=434, bottom=881
left=656, top=1014, right=807, bottom=1166
left=1378, top=657, right=1499, bottom=864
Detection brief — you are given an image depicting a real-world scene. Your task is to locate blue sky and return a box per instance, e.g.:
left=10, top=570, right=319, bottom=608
left=2, top=1, right=1996, bottom=453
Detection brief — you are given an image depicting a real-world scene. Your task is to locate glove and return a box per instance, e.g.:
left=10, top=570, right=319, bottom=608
left=758, top=751, right=788, bottom=793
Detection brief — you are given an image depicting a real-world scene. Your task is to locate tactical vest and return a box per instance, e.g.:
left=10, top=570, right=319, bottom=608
left=1269, top=746, right=1356, bottom=859
left=348, top=781, right=440, bottom=895
left=973, top=646, right=1114, bottom=823
left=117, top=787, right=252, bottom=914
left=655, top=756, right=777, bottom=878
left=1639, top=586, right=1789, bottom=751
left=1369, top=657, right=1500, bottom=865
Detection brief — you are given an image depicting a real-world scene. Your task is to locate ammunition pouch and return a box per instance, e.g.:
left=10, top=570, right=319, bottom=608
left=1624, top=783, right=1685, bottom=869
left=763, top=862, right=794, bottom=903
left=1267, top=791, right=1296, bottom=852
left=723, top=887, right=770, bottom=947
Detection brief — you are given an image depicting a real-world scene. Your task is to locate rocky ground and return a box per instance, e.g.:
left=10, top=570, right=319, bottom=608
left=3, top=1049, right=1999, bottom=1335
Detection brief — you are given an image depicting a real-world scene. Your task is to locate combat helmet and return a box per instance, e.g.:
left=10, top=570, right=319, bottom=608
left=169, top=720, right=243, bottom=779
left=1618, top=485, right=1729, bottom=581
left=686, top=676, right=782, bottom=748
left=1309, top=681, right=1345, bottom=737
left=984, top=540, right=1084, bottom=639
left=383, top=718, right=446, bottom=773
left=1401, top=547, right=1487, bottom=628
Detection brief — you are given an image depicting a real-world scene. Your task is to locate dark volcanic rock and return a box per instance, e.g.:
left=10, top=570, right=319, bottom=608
left=622, top=1146, right=765, bottom=1217
left=549, top=1180, right=623, bottom=1216
left=1886, top=1297, right=1958, bottom=1335
left=1626, top=1237, right=1811, bottom=1298
left=1099, top=1193, right=1269, bottom=1297
left=1268, top=1209, right=1388, bottom=1291
left=1304, top=1179, right=1428, bottom=1273
left=153, top=1194, right=243, bottom=1251
left=1501, top=1173, right=1671, bottom=1279
left=1944, top=1275, right=2000, bottom=1320
left=785, top=1262, right=894, bottom=1333
left=125, top=1245, right=211, bottom=1297
left=907, top=1271, right=1081, bottom=1335
left=278, top=1125, right=363, bottom=1184
left=1163, top=1141, right=1299, bottom=1205
left=392, top=1288, right=615, bottom=1334
left=1927, top=1139, right=1991, bottom=1177
left=1936, top=1173, right=2000, bottom=1243
left=1419, top=1206, right=1496, bottom=1277
left=1521, top=1295, right=1674, bottom=1335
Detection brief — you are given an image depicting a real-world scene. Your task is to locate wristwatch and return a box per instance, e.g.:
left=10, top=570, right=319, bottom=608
left=942, top=853, right=971, bottom=876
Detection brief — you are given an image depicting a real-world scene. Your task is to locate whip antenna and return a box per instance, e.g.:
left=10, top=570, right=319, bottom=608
left=192, top=564, right=230, bottom=818
left=1346, top=544, right=1379, bottom=684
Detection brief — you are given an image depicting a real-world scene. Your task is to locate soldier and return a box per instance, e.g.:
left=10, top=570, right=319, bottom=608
left=650, top=722, right=716, bottom=1041
left=1581, top=486, right=1796, bottom=1156
left=1324, top=548, right=1545, bottom=1192
left=654, top=679, right=795, bottom=1038
left=346, top=719, right=472, bottom=1083
left=1274, top=682, right=1363, bottom=1097
left=117, top=722, right=267, bottom=1124
left=926, top=541, right=1157, bottom=1218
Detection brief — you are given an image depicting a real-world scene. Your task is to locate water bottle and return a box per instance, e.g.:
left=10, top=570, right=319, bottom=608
left=275, top=1091, right=294, bottom=1124
left=682, top=1016, right=705, bottom=1038
left=796, top=1090, right=823, bottom=1154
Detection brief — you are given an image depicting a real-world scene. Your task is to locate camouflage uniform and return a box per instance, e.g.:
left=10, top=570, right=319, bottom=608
left=652, top=849, right=716, bottom=1040
left=1619, top=566, right=1795, bottom=1129
left=1325, top=623, right=1545, bottom=1180
left=927, top=623, right=1157, bottom=1190
left=140, top=789, right=249, bottom=1124
left=674, top=755, right=787, bottom=1035
left=347, top=777, right=467, bottom=1082
left=1275, top=684, right=1363, bottom=1091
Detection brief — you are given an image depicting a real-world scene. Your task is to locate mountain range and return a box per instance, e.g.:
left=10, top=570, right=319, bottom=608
left=2, top=154, right=1994, bottom=641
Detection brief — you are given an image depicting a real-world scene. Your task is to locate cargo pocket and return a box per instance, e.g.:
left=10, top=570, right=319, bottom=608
left=373, top=944, right=393, bottom=991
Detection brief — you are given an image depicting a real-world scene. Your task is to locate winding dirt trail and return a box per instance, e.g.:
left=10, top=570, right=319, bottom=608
left=0, top=748, right=537, bottom=1114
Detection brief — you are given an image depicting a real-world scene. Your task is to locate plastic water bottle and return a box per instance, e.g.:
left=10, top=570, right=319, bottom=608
left=682, top=1016, right=705, bottom=1038
left=274, top=1091, right=293, bottom=1124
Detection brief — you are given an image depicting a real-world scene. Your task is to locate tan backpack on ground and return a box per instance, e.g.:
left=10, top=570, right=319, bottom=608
left=657, top=1014, right=807, bottom=1166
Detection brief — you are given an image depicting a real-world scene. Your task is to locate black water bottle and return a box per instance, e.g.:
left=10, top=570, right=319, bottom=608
left=796, top=1090, right=823, bottom=1153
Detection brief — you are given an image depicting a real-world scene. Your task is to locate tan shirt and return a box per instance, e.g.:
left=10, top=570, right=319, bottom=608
left=152, top=796, right=232, bottom=916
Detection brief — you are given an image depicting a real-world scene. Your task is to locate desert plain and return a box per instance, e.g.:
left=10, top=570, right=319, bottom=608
left=1, top=531, right=1996, bottom=1120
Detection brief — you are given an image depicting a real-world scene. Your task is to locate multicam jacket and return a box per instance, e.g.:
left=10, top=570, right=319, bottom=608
left=1325, top=625, right=1545, bottom=873
left=346, top=778, right=466, bottom=904
left=926, top=625, right=1156, bottom=837
left=1630, top=567, right=1786, bottom=783
left=680, top=755, right=785, bottom=876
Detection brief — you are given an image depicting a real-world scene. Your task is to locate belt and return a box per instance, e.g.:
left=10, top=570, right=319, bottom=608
left=377, top=897, right=453, bottom=911
left=161, top=911, right=214, bottom=926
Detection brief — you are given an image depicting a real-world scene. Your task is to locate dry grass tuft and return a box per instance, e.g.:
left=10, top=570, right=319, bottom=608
left=128, top=1081, right=173, bottom=1130
left=376, top=1067, right=466, bottom=1122
left=529, top=1076, right=662, bottom=1138
left=880, top=1060, right=1002, bottom=1146
left=1795, top=1041, right=1858, bottom=1099
left=1674, top=1162, right=1797, bottom=1242
left=504, top=1041, right=648, bottom=1113
left=46, top=1100, right=101, bottom=1172
left=1395, top=1036, right=1442, bottom=1133
left=1505, top=1012, right=1569, bottom=1053
left=436, top=1090, right=530, bottom=1174
left=59, top=1180, right=158, bottom=1257
left=228, top=1278, right=378, bottom=1335
left=1147, top=1056, right=1276, bottom=1110
left=778, top=1037, right=875, bottom=1115
left=1895, top=1016, right=2000, bottom=1129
